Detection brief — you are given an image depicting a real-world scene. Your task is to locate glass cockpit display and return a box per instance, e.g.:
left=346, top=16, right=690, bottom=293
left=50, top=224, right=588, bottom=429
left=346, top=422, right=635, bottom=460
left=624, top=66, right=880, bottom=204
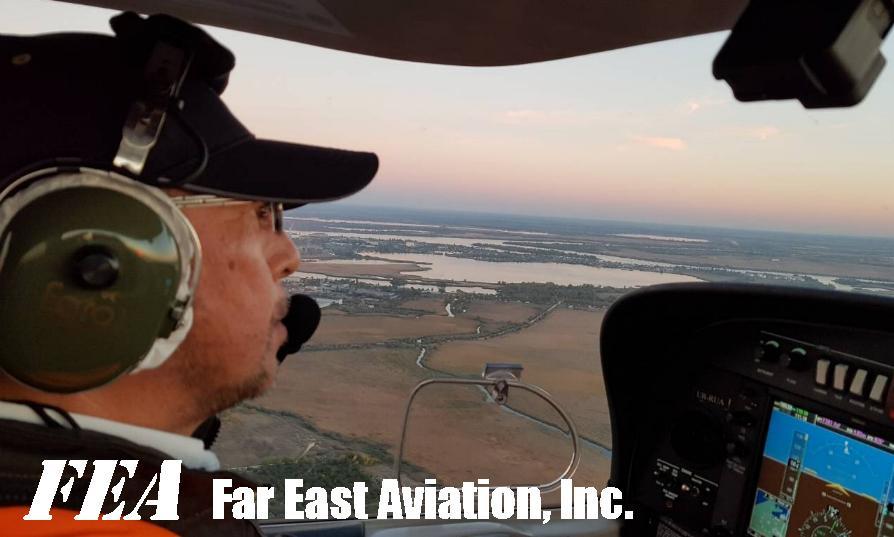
left=748, top=401, right=894, bottom=537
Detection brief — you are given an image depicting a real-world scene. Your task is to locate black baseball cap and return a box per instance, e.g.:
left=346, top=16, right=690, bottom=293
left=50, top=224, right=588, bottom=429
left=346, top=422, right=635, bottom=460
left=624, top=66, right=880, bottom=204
left=0, top=12, right=378, bottom=204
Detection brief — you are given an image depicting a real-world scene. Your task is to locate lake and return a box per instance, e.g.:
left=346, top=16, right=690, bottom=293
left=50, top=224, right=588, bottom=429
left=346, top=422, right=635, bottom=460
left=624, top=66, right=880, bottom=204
left=364, top=253, right=702, bottom=287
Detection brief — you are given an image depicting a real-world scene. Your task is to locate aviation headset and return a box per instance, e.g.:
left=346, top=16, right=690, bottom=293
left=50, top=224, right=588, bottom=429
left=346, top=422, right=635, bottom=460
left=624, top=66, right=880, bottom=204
left=0, top=26, right=207, bottom=393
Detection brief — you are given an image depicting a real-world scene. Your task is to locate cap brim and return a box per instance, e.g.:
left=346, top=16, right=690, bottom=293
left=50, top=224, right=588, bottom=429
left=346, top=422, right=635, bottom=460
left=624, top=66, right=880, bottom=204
left=181, top=138, right=378, bottom=204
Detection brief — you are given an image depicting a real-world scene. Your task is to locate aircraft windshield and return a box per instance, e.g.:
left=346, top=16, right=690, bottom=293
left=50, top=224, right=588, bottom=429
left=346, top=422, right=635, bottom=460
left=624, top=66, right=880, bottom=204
left=5, top=0, right=893, bottom=519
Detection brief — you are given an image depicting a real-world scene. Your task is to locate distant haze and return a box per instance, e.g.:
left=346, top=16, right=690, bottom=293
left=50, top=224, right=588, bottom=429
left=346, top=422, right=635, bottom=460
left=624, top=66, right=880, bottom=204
left=5, top=0, right=894, bottom=237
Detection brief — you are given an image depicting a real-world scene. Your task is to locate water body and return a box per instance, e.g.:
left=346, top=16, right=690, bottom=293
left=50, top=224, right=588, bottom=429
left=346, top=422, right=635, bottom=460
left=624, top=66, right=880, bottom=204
left=298, top=231, right=509, bottom=248
left=309, top=259, right=417, bottom=266
left=512, top=245, right=679, bottom=268
left=314, top=298, right=343, bottom=308
left=614, top=233, right=708, bottom=243
left=453, top=226, right=549, bottom=236
left=811, top=276, right=856, bottom=292
left=327, top=227, right=431, bottom=234
left=810, top=277, right=893, bottom=295
left=289, top=217, right=549, bottom=236
left=369, top=253, right=702, bottom=287
left=508, top=246, right=890, bottom=292
left=286, top=217, right=440, bottom=229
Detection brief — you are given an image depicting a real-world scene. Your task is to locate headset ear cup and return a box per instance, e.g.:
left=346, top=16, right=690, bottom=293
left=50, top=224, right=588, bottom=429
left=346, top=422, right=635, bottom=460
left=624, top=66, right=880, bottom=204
left=0, top=169, right=198, bottom=393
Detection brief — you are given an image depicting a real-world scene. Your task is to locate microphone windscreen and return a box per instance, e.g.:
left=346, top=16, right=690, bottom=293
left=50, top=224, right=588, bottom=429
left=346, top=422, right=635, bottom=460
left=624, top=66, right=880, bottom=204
left=276, top=294, right=321, bottom=363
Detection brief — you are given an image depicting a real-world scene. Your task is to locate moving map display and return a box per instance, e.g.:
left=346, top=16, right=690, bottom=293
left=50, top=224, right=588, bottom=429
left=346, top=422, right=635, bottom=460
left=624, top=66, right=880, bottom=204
left=748, top=401, right=894, bottom=537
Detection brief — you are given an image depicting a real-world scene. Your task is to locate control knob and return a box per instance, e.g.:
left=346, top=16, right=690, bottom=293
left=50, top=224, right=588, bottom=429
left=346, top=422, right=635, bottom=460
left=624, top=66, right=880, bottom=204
left=756, top=340, right=781, bottom=363
left=784, top=347, right=811, bottom=371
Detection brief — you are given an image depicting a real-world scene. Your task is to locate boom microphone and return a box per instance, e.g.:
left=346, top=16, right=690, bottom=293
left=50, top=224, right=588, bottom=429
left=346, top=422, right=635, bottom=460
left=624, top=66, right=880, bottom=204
left=276, top=294, right=322, bottom=363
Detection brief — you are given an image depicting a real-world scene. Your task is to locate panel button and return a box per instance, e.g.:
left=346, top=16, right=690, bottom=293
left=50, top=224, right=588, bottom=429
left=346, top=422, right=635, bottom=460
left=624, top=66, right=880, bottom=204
left=815, top=359, right=831, bottom=386
left=849, top=369, right=868, bottom=397
left=832, top=364, right=849, bottom=391
left=870, top=375, right=889, bottom=403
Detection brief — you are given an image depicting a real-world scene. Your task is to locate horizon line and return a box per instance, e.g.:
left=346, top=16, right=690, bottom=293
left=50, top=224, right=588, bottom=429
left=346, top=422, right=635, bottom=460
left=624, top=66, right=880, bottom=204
left=289, top=202, right=894, bottom=242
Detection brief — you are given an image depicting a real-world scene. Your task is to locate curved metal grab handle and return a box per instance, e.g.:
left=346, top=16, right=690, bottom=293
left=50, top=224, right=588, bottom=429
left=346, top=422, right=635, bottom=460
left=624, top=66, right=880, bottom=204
left=393, top=377, right=581, bottom=493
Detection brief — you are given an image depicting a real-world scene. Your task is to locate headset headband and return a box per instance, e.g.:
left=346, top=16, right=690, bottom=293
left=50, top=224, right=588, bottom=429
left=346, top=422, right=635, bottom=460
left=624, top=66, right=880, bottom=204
left=115, top=38, right=193, bottom=176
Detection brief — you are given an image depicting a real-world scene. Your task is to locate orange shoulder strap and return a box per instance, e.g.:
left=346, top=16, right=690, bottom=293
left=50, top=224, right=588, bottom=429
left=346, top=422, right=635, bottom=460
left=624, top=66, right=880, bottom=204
left=0, top=506, right=178, bottom=536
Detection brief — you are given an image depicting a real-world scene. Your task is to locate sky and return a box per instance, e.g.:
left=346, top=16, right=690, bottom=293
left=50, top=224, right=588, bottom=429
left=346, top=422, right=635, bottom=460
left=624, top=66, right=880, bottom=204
left=3, top=0, right=893, bottom=237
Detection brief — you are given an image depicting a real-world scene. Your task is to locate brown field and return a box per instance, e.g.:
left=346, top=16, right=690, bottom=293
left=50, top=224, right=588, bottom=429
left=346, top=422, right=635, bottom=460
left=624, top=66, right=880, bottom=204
left=260, top=347, right=419, bottom=449
left=217, top=406, right=355, bottom=467
left=225, top=300, right=613, bottom=494
left=400, top=297, right=448, bottom=314
left=311, top=312, right=478, bottom=345
left=461, top=300, right=539, bottom=323
left=300, top=261, right=423, bottom=278
left=427, top=308, right=610, bottom=447
left=256, top=345, right=610, bottom=489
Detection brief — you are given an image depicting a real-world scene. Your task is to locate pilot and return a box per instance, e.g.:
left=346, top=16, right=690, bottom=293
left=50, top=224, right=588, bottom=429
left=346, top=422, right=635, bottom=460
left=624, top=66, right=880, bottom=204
left=0, top=12, right=377, bottom=536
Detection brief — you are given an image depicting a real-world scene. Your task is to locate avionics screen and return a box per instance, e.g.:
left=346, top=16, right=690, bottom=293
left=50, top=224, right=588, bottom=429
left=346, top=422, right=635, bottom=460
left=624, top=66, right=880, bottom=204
left=748, top=401, right=894, bottom=537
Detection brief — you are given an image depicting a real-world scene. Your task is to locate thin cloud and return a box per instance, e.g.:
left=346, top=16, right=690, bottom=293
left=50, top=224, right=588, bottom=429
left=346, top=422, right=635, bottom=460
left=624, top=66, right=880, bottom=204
left=632, top=135, right=687, bottom=151
left=684, top=97, right=731, bottom=114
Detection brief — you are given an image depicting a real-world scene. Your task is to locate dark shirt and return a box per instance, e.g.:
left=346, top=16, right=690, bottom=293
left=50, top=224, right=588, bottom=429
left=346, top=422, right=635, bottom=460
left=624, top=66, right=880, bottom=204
left=0, top=404, right=262, bottom=537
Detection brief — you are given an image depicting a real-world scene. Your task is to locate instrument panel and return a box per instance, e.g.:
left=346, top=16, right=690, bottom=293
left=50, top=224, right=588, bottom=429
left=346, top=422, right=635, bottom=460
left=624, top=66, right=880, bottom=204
left=601, top=284, right=894, bottom=537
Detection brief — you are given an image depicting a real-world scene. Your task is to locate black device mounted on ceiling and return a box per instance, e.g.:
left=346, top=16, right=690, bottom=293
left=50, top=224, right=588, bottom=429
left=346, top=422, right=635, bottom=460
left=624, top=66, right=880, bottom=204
left=713, top=0, right=894, bottom=108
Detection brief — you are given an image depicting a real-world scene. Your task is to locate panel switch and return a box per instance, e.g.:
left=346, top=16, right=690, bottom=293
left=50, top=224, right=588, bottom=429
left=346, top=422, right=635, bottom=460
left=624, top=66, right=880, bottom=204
left=815, top=359, right=831, bottom=386
left=849, top=369, right=868, bottom=397
left=832, top=364, right=849, bottom=391
left=870, top=375, right=889, bottom=403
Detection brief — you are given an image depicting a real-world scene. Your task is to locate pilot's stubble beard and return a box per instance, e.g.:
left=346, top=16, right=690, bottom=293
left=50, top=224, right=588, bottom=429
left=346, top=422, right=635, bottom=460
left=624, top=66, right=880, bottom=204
left=175, top=327, right=277, bottom=424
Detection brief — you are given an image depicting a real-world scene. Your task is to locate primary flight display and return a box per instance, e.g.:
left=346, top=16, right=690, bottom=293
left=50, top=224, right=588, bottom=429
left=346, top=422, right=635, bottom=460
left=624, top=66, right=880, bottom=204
left=749, top=401, right=894, bottom=537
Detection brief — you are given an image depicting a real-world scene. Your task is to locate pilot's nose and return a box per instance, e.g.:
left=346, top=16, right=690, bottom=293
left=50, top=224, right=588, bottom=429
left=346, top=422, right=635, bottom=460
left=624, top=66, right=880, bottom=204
left=271, top=232, right=300, bottom=280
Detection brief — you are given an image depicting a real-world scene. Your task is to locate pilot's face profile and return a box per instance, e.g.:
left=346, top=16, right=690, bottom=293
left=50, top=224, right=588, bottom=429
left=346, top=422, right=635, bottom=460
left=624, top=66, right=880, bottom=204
left=170, top=195, right=300, bottom=416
